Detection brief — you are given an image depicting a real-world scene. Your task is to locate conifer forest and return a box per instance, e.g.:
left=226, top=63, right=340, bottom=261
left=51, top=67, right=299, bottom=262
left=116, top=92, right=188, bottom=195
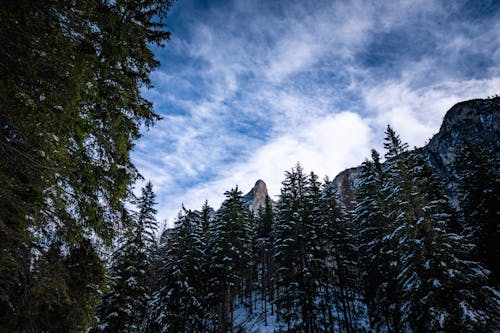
left=0, top=1, right=499, bottom=332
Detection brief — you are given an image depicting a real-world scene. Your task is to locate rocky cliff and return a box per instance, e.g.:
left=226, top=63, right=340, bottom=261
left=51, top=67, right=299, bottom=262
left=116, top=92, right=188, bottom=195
left=332, top=167, right=361, bottom=211
left=424, top=98, right=500, bottom=195
left=331, top=97, right=500, bottom=209
left=243, top=179, right=270, bottom=212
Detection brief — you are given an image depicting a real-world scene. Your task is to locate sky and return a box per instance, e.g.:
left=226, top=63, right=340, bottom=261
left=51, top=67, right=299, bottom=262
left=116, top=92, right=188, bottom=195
left=133, top=0, right=500, bottom=227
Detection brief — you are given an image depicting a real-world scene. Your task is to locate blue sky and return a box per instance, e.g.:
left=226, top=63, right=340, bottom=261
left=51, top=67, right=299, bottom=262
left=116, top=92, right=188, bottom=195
left=133, top=0, right=500, bottom=226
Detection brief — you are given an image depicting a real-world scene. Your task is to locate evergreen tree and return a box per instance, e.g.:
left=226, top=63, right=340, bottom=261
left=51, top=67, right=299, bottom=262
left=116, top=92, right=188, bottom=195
left=382, top=126, right=499, bottom=331
left=209, top=187, right=254, bottom=332
left=0, top=1, right=172, bottom=331
left=322, top=176, right=360, bottom=332
left=254, top=195, right=275, bottom=325
left=301, top=172, right=324, bottom=332
left=28, top=239, right=105, bottom=332
left=273, top=164, right=308, bottom=331
left=454, top=140, right=500, bottom=285
left=302, top=174, right=335, bottom=332
left=153, top=208, right=206, bottom=333
left=93, top=183, right=158, bottom=333
left=256, top=196, right=274, bottom=241
left=199, top=200, right=215, bottom=238
left=196, top=200, right=216, bottom=331
left=273, top=165, right=333, bottom=332
left=376, top=126, right=411, bottom=331
left=353, top=150, right=392, bottom=331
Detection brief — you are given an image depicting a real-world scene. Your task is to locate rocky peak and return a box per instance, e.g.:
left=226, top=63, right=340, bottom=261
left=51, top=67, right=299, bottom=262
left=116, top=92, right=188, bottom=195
left=243, top=179, right=269, bottom=213
left=332, top=97, right=500, bottom=210
left=332, top=167, right=361, bottom=211
left=425, top=97, right=500, bottom=175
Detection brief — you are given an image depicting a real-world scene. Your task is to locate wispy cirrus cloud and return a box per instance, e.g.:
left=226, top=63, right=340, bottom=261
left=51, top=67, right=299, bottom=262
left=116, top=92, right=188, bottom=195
left=134, top=0, right=500, bottom=225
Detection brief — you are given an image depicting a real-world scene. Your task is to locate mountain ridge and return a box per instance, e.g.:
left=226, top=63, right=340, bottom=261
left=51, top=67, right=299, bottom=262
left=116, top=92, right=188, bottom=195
left=330, top=97, right=500, bottom=208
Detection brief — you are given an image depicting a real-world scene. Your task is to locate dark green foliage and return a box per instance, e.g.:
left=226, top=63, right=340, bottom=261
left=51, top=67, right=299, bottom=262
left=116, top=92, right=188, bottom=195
left=354, top=126, right=500, bottom=332
left=93, top=182, right=159, bottom=333
left=273, top=164, right=308, bottom=330
left=256, top=196, right=274, bottom=241
left=454, top=140, right=500, bottom=285
left=153, top=190, right=255, bottom=333
left=254, top=195, right=275, bottom=326
left=273, top=165, right=339, bottom=332
left=145, top=137, right=499, bottom=332
left=322, top=176, right=360, bottom=332
left=0, top=1, right=171, bottom=331
left=153, top=208, right=207, bottom=333
left=134, top=182, right=160, bottom=248
left=27, top=240, right=105, bottom=333
left=353, top=150, right=390, bottom=330
left=209, top=188, right=254, bottom=331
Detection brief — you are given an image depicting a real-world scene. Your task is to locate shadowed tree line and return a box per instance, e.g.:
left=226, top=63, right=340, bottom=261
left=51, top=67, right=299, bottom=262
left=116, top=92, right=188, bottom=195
left=0, top=1, right=172, bottom=331
left=132, top=126, right=498, bottom=332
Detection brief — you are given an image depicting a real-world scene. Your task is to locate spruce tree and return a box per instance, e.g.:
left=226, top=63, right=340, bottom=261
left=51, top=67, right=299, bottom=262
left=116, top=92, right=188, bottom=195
left=93, top=183, right=158, bottom=333
left=304, top=175, right=338, bottom=331
left=254, top=195, right=275, bottom=325
left=209, top=187, right=254, bottom=332
left=0, top=1, right=172, bottom=331
left=273, top=164, right=308, bottom=331
left=322, top=175, right=360, bottom=332
left=301, top=172, right=325, bottom=332
left=454, top=140, right=499, bottom=285
left=353, top=150, right=392, bottom=331
left=273, top=165, right=333, bottom=332
left=382, top=127, right=499, bottom=331
left=153, top=208, right=206, bottom=333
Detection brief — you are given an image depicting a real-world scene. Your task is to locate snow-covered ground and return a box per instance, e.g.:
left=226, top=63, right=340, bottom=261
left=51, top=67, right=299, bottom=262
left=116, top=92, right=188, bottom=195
left=234, top=294, right=279, bottom=333
left=232, top=291, right=372, bottom=332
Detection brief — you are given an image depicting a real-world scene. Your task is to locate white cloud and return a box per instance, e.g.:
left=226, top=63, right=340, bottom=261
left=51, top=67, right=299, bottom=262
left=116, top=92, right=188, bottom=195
left=363, top=77, right=500, bottom=147
left=158, top=111, right=371, bottom=226
left=133, top=0, right=500, bottom=225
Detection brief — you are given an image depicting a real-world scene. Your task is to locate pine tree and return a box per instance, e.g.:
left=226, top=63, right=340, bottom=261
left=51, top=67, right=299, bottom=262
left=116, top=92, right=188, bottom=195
left=28, top=239, right=106, bottom=332
left=382, top=127, right=499, bottom=331
left=273, top=165, right=333, bottom=332
left=153, top=208, right=206, bottom=333
left=254, top=195, right=275, bottom=325
left=199, top=200, right=215, bottom=238
left=209, top=187, right=254, bottom=332
left=301, top=171, right=325, bottom=332
left=319, top=177, right=343, bottom=331
left=195, top=201, right=216, bottom=331
left=134, top=182, right=160, bottom=249
left=273, top=164, right=308, bottom=331
left=0, top=1, right=172, bottom=331
left=93, top=183, right=158, bottom=333
left=454, top=140, right=499, bottom=285
left=305, top=175, right=339, bottom=332
left=353, top=149, right=392, bottom=331
left=376, top=126, right=412, bottom=331
left=322, top=175, right=360, bottom=332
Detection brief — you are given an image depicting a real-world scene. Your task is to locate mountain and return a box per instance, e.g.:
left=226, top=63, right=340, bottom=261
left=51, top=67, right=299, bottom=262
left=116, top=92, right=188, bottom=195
left=243, top=179, right=269, bottom=212
left=425, top=97, right=500, bottom=200
left=332, top=167, right=360, bottom=211
left=332, top=97, right=500, bottom=208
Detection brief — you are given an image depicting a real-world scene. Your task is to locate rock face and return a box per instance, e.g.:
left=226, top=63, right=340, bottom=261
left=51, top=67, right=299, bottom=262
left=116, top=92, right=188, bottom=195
left=332, top=97, right=500, bottom=209
left=243, top=179, right=269, bottom=213
left=423, top=97, right=500, bottom=202
left=332, top=167, right=361, bottom=211
left=425, top=98, right=500, bottom=178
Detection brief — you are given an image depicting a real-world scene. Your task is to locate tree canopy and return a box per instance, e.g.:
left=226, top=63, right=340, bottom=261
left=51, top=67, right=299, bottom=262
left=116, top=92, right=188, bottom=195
left=0, top=1, right=172, bottom=331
